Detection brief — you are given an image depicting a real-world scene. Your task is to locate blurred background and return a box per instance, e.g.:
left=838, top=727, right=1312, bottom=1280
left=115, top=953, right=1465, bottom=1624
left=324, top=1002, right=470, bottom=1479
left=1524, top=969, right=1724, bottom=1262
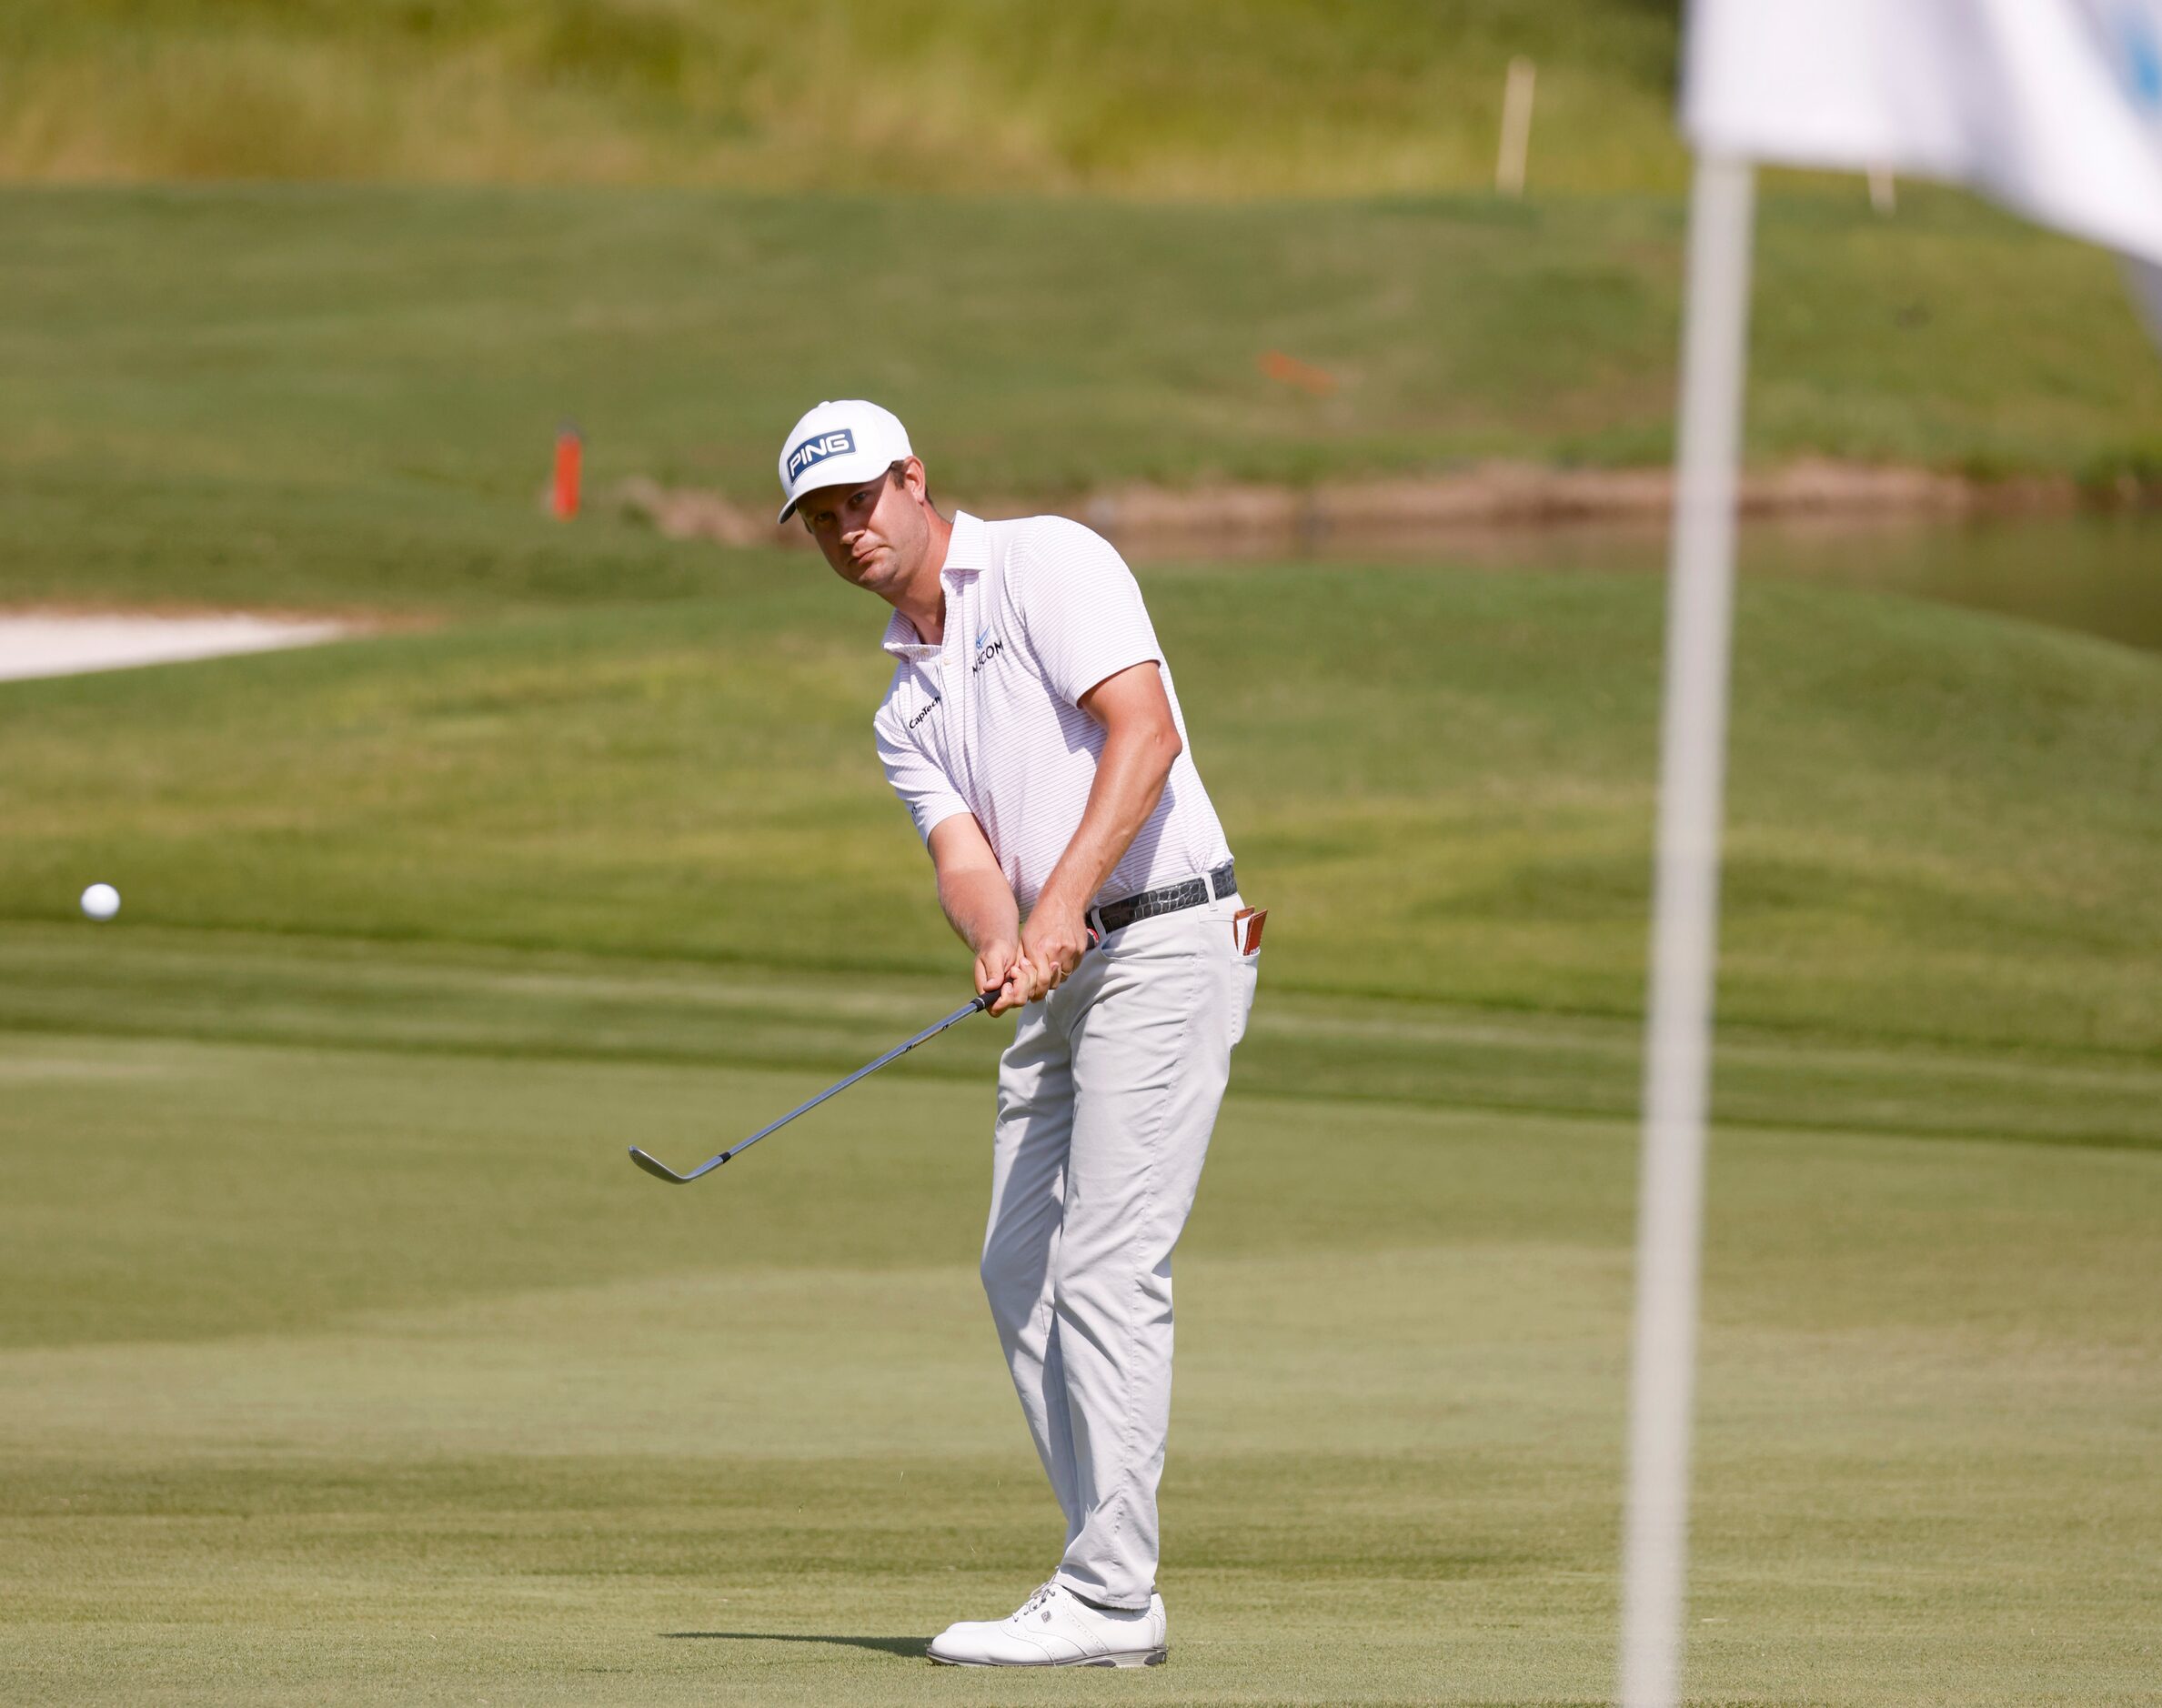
left=2, top=5, right=2157, bottom=1705
left=7, top=0, right=1692, bottom=191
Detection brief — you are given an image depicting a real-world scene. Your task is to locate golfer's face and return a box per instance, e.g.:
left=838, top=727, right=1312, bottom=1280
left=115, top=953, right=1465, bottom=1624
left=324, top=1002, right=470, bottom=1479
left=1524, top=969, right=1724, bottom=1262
left=800, top=467, right=919, bottom=594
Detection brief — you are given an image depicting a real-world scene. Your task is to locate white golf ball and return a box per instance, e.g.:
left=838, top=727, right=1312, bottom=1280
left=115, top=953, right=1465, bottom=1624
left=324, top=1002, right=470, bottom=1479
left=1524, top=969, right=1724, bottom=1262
left=80, top=882, right=121, bottom=922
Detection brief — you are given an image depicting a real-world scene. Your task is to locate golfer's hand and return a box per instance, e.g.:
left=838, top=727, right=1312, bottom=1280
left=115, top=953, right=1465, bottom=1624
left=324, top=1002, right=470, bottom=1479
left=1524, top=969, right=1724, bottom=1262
left=976, top=941, right=1030, bottom=1015
left=1019, top=899, right=1090, bottom=1002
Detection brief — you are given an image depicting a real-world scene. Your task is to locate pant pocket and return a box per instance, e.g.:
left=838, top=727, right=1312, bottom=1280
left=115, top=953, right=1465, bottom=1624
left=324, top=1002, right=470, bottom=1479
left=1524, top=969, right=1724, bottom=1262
left=1228, top=946, right=1259, bottom=1049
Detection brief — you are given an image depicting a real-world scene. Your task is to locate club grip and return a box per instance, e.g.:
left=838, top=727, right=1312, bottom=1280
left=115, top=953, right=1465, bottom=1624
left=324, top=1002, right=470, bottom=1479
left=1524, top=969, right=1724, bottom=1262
left=976, top=929, right=1099, bottom=1010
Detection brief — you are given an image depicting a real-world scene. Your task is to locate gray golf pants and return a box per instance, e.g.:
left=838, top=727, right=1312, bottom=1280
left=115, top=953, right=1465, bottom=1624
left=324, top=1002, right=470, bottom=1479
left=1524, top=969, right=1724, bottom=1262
left=980, top=889, right=1259, bottom=1610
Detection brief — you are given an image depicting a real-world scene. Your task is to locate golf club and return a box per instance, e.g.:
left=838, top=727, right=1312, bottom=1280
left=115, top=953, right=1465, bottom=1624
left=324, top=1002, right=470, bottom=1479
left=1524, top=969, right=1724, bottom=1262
left=627, top=989, right=996, bottom=1185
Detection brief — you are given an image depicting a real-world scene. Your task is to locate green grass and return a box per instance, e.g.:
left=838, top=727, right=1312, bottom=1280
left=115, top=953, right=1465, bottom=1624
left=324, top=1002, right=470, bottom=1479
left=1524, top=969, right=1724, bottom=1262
left=4, top=568, right=2158, bottom=1059
left=0, top=0, right=1687, bottom=196
left=4, top=564, right=2161, bottom=1699
left=5, top=189, right=2159, bottom=612
left=2, top=1019, right=2157, bottom=1702
left=4, top=178, right=2161, bottom=1702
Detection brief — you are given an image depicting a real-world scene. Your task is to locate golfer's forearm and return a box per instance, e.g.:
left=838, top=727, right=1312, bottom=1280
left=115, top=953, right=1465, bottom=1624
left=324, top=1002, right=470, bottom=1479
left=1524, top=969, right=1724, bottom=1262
left=1036, top=721, right=1180, bottom=917
left=938, top=865, right=1021, bottom=958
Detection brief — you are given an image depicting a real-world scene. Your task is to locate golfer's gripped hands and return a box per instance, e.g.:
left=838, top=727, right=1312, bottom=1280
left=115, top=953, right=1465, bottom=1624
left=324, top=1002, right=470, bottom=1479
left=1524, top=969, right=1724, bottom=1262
left=1019, top=895, right=1091, bottom=1003
left=976, top=939, right=1031, bottom=1015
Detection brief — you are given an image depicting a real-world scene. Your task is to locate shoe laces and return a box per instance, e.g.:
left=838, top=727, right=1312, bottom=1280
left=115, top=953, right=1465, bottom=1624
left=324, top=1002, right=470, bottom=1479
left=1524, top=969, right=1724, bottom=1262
left=1015, top=1579, right=1061, bottom=1622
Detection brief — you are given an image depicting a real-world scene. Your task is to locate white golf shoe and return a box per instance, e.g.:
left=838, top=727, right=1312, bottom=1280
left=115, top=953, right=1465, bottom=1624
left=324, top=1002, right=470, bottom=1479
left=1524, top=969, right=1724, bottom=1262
left=926, top=1580, right=1168, bottom=1667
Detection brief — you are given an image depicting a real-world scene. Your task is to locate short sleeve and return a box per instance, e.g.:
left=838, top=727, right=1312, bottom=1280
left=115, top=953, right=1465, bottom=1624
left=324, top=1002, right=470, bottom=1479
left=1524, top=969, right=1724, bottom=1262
left=1011, top=521, right=1165, bottom=707
left=875, top=708, right=970, bottom=844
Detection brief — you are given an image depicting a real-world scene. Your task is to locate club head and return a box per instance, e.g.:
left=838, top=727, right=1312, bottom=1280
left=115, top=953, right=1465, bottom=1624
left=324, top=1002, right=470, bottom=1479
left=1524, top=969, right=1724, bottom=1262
left=628, top=1145, right=723, bottom=1184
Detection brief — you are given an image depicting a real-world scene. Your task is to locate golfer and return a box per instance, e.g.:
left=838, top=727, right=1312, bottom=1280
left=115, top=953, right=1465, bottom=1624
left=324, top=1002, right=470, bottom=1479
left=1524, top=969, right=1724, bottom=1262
left=777, top=400, right=1262, bottom=1667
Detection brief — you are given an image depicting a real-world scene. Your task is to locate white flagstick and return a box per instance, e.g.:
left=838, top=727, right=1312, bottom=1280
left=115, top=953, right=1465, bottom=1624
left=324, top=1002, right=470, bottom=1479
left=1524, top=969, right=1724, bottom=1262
left=1617, top=151, right=1756, bottom=1708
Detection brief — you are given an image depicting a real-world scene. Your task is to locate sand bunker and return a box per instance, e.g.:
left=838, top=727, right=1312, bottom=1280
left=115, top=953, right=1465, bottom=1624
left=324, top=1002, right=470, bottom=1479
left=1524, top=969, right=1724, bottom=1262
left=0, top=613, right=349, bottom=684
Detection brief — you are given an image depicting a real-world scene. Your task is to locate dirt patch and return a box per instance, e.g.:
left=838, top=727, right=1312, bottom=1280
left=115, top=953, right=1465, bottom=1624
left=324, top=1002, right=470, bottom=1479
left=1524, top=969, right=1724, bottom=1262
left=610, top=477, right=779, bottom=548
left=608, top=459, right=2082, bottom=559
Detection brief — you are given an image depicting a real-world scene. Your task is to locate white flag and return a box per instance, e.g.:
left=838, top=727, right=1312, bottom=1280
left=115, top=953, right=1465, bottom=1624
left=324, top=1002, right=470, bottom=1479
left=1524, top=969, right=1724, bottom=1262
left=1685, top=0, right=2162, bottom=266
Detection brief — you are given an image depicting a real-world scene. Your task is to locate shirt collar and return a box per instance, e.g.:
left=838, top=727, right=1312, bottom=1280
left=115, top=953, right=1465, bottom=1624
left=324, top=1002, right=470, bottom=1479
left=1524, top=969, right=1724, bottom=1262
left=880, top=512, right=987, bottom=662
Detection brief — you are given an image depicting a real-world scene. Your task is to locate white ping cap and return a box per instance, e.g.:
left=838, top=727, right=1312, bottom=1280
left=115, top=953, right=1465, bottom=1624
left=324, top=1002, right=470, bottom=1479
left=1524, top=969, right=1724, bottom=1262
left=775, top=399, right=913, bottom=524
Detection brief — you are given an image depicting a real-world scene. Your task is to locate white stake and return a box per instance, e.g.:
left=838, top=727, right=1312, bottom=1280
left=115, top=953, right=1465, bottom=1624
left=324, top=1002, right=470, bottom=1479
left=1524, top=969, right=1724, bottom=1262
left=1616, top=151, right=1756, bottom=1708
left=1868, top=166, right=1897, bottom=213
left=1496, top=57, right=1537, bottom=196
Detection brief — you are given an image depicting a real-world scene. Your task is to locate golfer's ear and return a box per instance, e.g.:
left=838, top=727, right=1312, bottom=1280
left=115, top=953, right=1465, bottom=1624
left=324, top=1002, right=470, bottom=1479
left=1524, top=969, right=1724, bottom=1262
left=896, top=457, right=934, bottom=508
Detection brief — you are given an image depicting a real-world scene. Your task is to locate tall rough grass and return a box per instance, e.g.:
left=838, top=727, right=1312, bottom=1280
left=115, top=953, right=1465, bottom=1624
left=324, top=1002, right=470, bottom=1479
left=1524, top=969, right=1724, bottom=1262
left=0, top=0, right=1687, bottom=193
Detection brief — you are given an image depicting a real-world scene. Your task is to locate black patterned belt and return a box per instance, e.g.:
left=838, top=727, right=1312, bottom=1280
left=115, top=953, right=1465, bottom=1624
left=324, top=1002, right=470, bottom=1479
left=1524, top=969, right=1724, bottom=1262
left=1087, top=860, right=1237, bottom=938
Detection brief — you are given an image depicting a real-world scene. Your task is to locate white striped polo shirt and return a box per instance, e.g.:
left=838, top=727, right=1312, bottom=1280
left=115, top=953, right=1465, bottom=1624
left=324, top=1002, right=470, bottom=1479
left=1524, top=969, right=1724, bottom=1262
left=872, top=511, right=1232, bottom=915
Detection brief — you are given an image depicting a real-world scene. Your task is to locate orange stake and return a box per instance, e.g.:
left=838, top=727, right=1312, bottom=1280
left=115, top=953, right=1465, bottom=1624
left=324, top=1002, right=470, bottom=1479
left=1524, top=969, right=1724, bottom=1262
left=551, top=424, right=583, bottom=519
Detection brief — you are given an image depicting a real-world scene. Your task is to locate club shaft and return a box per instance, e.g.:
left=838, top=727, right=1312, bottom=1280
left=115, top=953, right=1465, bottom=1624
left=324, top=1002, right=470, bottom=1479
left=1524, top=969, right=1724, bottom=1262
left=718, top=994, right=990, bottom=1163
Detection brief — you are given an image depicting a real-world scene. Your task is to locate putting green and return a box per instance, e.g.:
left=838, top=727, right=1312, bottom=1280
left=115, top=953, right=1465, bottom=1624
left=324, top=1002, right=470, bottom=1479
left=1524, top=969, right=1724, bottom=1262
left=1, top=1021, right=2156, bottom=1705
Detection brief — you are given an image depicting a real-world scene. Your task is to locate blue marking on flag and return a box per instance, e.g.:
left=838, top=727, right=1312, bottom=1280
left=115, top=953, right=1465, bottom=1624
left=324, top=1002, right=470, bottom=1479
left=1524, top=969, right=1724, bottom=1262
left=2123, top=8, right=2162, bottom=111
